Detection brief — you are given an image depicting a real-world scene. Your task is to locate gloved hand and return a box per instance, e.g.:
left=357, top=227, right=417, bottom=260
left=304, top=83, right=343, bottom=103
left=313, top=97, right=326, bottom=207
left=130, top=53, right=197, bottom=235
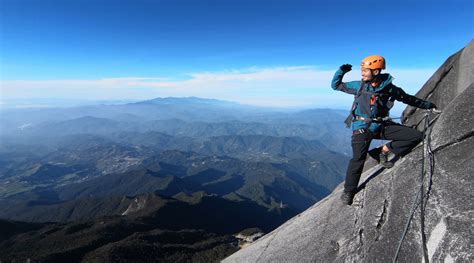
left=340, top=64, right=352, bottom=73
left=422, top=101, right=437, bottom=109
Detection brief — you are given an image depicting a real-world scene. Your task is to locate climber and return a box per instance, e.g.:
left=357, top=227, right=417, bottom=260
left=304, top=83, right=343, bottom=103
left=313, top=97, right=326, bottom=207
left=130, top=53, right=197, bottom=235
left=331, top=55, right=437, bottom=205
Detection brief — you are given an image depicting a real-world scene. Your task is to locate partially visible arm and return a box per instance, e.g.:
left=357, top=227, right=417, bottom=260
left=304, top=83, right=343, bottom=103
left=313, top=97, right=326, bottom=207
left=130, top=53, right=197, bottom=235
left=390, top=84, right=436, bottom=109
left=331, top=67, right=361, bottom=95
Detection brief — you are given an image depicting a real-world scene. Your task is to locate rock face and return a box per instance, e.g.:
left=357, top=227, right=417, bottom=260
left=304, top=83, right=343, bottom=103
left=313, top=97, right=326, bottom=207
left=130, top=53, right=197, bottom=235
left=222, top=40, right=473, bottom=263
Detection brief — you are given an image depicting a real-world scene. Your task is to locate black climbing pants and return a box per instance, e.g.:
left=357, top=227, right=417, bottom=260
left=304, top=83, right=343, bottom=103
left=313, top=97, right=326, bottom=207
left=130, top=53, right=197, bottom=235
left=344, top=121, right=423, bottom=193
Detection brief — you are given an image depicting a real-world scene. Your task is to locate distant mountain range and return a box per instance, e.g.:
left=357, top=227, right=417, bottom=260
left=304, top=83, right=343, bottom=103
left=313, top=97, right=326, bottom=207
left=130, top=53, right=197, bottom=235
left=134, top=96, right=245, bottom=107
left=0, top=145, right=342, bottom=220
left=0, top=97, right=352, bottom=154
left=0, top=96, right=351, bottom=262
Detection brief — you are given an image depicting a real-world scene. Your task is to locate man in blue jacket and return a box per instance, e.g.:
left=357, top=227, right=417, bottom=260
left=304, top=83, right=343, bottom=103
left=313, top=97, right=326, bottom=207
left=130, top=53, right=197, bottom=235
left=331, top=55, right=436, bottom=205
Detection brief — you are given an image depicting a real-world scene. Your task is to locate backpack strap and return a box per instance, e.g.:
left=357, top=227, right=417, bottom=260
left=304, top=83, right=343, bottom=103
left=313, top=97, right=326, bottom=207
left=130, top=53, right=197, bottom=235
left=344, top=81, right=366, bottom=128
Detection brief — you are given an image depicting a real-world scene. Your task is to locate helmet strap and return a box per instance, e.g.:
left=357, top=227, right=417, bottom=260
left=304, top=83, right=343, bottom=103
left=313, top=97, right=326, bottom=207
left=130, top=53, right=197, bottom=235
left=370, top=69, right=381, bottom=87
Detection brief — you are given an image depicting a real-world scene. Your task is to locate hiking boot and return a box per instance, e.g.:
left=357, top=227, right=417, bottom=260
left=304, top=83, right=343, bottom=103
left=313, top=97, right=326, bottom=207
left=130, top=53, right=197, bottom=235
left=340, top=190, right=355, bottom=205
left=379, top=152, right=394, bottom=168
left=368, top=147, right=382, bottom=162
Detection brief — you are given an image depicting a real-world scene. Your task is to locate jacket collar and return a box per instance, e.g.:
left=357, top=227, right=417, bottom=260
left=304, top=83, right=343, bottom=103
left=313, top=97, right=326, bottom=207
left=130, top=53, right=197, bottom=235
left=364, top=73, right=394, bottom=92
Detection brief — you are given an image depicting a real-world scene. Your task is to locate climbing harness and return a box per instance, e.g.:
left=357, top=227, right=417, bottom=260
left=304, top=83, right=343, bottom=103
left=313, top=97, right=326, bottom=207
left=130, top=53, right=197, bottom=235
left=392, top=108, right=442, bottom=263
left=344, top=78, right=396, bottom=128
left=354, top=115, right=392, bottom=123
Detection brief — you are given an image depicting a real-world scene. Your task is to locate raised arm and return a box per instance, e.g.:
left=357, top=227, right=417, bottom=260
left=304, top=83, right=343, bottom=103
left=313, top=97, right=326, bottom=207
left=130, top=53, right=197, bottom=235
left=331, top=64, right=361, bottom=95
left=389, top=84, right=436, bottom=109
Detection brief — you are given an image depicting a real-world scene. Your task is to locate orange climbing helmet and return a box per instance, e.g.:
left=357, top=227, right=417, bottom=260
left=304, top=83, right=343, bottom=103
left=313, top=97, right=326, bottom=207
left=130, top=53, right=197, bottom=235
left=361, top=55, right=386, bottom=70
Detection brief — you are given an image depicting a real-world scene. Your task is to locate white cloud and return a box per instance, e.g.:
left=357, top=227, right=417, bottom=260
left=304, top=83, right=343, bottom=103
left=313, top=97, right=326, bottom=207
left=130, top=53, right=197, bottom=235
left=0, top=66, right=436, bottom=109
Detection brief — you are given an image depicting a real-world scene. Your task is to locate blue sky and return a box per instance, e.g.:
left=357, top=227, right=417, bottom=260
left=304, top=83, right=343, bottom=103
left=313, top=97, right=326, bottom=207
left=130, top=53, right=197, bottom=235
left=0, top=0, right=472, bottom=111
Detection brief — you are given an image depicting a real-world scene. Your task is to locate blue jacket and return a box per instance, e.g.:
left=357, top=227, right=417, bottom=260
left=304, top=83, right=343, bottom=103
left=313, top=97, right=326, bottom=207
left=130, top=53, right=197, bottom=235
left=331, top=68, right=433, bottom=133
